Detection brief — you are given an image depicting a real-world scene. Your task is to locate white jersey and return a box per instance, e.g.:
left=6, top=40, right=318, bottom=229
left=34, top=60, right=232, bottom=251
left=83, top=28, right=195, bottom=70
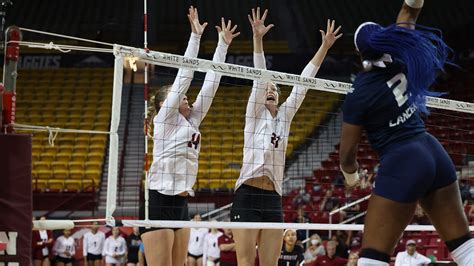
left=395, top=251, right=431, bottom=266
left=188, top=228, right=208, bottom=256
left=103, top=236, right=127, bottom=264
left=237, top=52, right=319, bottom=195
left=82, top=231, right=105, bottom=256
left=53, top=236, right=75, bottom=258
left=203, top=231, right=223, bottom=262
left=148, top=33, right=229, bottom=196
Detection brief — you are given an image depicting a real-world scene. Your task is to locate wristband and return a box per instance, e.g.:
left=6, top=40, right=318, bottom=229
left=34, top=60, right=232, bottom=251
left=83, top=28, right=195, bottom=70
left=340, top=165, right=360, bottom=186
left=405, top=0, right=424, bottom=9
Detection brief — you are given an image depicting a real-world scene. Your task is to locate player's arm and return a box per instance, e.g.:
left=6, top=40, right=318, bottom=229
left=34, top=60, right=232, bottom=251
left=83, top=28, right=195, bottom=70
left=157, top=6, right=206, bottom=121
left=339, top=122, right=362, bottom=185
left=246, top=7, right=273, bottom=117
left=396, top=0, right=424, bottom=29
left=281, top=19, right=342, bottom=120
left=190, top=18, right=239, bottom=125
left=82, top=234, right=88, bottom=257
left=116, top=238, right=127, bottom=256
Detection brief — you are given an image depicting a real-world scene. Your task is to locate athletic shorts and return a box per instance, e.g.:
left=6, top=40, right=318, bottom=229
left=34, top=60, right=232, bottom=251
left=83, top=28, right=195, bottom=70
left=86, top=253, right=102, bottom=261
left=374, top=132, right=457, bottom=203
left=188, top=252, right=203, bottom=260
left=230, top=184, right=283, bottom=222
left=56, top=256, right=73, bottom=264
left=143, top=190, right=189, bottom=232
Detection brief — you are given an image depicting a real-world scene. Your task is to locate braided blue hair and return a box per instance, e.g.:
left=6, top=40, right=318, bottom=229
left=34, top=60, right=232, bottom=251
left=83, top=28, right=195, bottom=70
left=354, top=22, right=454, bottom=113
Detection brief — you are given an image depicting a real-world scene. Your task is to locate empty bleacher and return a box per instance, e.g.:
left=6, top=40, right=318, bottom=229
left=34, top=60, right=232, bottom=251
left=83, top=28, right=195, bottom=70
left=15, top=68, right=113, bottom=193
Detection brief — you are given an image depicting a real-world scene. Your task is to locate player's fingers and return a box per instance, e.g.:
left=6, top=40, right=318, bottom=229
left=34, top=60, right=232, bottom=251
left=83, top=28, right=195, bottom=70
left=261, top=9, right=268, bottom=22
left=247, top=14, right=253, bottom=25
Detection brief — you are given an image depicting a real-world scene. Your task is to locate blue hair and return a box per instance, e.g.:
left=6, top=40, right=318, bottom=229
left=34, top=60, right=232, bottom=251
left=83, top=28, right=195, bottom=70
left=359, top=23, right=454, bottom=113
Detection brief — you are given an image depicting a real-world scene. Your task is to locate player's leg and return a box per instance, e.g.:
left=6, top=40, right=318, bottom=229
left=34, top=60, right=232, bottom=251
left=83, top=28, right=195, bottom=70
left=187, top=254, right=197, bottom=266
left=359, top=137, right=434, bottom=265
left=197, top=256, right=203, bottom=266
left=172, top=228, right=191, bottom=266
left=418, top=134, right=474, bottom=265
left=142, top=229, right=174, bottom=265
left=358, top=194, right=417, bottom=265
left=233, top=229, right=260, bottom=266
left=258, top=229, right=284, bottom=266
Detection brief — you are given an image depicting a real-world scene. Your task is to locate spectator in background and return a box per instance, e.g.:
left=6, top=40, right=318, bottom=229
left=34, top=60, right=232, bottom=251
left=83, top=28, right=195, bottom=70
left=32, top=216, right=54, bottom=266
left=347, top=231, right=363, bottom=251
left=83, top=222, right=105, bottom=266
left=331, top=231, right=350, bottom=259
left=278, top=229, right=304, bottom=266
left=187, top=214, right=208, bottom=266
left=53, top=229, right=76, bottom=266
left=459, top=179, right=472, bottom=201
left=304, top=233, right=326, bottom=264
left=203, top=226, right=223, bottom=265
left=320, top=189, right=339, bottom=212
left=347, top=252, right=359, bottom=266
left=411, top=205, right=430, bottom=225
left=138, top=242, right=146, bottom=266
left=394, top=240, right=431, bottom=266
left=126, top=227, right=141, bottom=266
left=103, top=227, right=127, bottom=266
left=293, top=189, right=311, bottom=206
left=218, top=228, right=238, bottom=266
left=294, top=207, right=309, bottom=224
left=311, top=240, right=347, bottom=266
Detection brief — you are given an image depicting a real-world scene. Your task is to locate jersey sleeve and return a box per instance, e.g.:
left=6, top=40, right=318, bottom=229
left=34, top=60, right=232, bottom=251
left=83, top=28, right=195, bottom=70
left=155, top=33, right=201, bottom=126
left=280, top=62, right=319, bottom=121
left=342, top=78, right=368, bottom=125
left=189, top=38, right=229, bottom=126
left=245, top=53, right=268, bottom=120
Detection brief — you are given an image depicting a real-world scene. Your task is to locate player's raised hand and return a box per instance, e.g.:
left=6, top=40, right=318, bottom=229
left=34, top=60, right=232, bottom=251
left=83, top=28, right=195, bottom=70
left=187, top=6, right=208, bottom=35
left=248, top=7, right=274, bottom=39
left=320, top=19, right=343, bottom=49
left=215, top=17, right=240, bottom=45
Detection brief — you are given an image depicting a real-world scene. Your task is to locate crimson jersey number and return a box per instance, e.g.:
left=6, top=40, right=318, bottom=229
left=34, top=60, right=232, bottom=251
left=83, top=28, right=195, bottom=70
left=188, top=133, right=201, bottom=149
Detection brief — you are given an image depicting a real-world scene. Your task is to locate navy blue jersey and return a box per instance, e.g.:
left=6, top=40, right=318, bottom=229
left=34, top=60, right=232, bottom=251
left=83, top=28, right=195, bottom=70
left=342, top=61, right=426, bottom=152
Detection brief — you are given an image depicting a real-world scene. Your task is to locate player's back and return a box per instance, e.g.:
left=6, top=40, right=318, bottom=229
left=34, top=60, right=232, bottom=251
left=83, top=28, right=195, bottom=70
left=343, top=60, right=426, bottom=153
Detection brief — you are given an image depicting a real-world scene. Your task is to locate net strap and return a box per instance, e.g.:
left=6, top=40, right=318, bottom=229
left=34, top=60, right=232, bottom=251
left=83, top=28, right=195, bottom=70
left=114, top=44, right=474, bottom=114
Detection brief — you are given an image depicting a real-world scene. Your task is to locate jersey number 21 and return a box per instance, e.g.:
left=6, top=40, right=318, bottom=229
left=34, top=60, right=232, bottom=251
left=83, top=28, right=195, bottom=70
left=387, top=73, right=408, bottom=107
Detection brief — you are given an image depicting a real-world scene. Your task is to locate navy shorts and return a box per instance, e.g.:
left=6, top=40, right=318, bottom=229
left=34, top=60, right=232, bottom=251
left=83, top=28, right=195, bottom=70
left=374, top=133, right=457, bottom=203
left=230, top=184, right=283, bottom=222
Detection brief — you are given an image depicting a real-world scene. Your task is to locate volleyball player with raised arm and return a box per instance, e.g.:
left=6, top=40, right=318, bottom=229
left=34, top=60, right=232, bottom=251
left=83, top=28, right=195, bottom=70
left=141, top=6, right=240, bottom=266
left=339, top=1, right=474, bottom=265
left=230, top=7, right=342, bottom=266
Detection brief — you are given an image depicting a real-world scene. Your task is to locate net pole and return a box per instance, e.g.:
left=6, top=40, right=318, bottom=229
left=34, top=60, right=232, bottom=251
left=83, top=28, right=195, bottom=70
left=143, top=0, right=150, bottom=222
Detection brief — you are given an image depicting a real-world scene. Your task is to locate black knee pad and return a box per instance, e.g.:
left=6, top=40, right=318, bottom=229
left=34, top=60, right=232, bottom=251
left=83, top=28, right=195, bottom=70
left=359, top=248, right=391, bottom=263
left=445, top=233, right=473, bottom=252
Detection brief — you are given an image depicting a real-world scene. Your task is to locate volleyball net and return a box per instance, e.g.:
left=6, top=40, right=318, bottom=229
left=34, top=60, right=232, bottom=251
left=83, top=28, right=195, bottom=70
left=7, top=28, right=473, bottom=234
